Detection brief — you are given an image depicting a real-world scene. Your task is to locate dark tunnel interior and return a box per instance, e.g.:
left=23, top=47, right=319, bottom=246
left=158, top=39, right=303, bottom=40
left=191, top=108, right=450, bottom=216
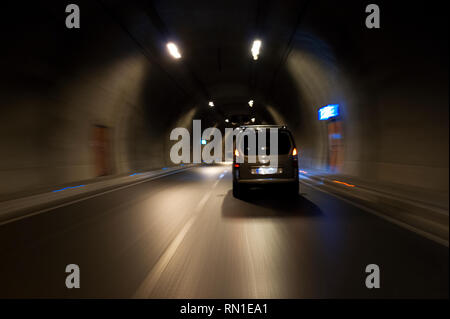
left=0, top=0, right=448, bottom=300
left=1, top=0, right=447, bottom=197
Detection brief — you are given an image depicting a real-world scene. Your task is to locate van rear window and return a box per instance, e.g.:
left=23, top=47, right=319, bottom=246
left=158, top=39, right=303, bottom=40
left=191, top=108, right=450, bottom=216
left=239, top=130, right=292, bottom=155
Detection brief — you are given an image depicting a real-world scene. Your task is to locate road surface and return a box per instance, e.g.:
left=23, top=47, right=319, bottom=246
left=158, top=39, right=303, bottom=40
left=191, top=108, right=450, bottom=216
left=0, top=165, right=447, bottom=298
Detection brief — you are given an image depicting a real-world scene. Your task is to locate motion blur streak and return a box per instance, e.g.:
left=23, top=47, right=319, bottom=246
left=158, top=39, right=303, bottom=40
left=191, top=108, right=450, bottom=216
left=333, top=180, right=355, bottom=188
left=134, top=167, right=226, bottom=298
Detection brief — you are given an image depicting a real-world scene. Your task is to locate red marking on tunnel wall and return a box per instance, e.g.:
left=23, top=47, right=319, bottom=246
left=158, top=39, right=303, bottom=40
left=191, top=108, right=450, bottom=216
left=92, top=125, right=111, bottom=177
left=327, top=121, right=344, bottom=172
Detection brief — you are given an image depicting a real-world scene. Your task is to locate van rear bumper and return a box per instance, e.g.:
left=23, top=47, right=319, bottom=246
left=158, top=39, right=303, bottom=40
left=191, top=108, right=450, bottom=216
left=237, top=178, right=297, bottom=184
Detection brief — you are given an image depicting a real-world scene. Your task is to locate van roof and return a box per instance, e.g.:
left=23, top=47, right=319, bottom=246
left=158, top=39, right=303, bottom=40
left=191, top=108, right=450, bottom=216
left=238, top=124, right=288, bottom=130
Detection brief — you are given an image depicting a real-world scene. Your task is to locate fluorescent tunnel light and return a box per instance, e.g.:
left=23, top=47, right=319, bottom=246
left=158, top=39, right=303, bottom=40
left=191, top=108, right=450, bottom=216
left=251, top=40, right=262, bottom=60
left=166, top=42, right=182, bottom=59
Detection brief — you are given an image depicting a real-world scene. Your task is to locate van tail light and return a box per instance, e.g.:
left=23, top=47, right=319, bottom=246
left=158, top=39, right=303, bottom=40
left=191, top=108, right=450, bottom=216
left=292, top=148, right=298, bottom=156
left=234, top=164, right=240, bottom=168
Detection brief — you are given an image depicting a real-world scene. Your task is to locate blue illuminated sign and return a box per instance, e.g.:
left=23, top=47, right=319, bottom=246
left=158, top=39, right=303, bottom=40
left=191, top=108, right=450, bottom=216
left=318, top=104, right=339, bottom=120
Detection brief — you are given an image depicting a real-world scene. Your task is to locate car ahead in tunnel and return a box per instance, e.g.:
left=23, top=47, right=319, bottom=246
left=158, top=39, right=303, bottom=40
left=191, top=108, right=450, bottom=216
left=232, top=125, right=299, bottom=198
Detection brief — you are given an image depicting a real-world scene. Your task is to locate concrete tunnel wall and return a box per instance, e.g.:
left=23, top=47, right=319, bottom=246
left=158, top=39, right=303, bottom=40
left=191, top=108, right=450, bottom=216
left=263, top=2, right=448, bottom=197
left=0, top=2, right=193, bottom=199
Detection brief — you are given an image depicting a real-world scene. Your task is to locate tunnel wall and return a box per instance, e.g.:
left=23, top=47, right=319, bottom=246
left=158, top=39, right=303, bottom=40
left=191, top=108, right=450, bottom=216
left=0, top=2, right=189, bottom=199
left=287, top=47, right=448, bottom=193
left=282, top=6, right=449, bottom=196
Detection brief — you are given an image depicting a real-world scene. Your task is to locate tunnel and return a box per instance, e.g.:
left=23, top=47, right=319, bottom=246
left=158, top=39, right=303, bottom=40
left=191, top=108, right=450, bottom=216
left=0, top=0, right=448, bottom=299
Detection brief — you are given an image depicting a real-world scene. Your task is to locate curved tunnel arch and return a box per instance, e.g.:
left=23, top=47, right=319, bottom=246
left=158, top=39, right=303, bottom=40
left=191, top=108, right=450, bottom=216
left=0, top=0, right=448, bottom=200
left=0, top=0, right=449, bottom=299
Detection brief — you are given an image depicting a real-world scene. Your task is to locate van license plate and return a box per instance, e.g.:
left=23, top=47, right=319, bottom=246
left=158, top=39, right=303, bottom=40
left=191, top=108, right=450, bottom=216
left=253, top=167, right=282, bottom=175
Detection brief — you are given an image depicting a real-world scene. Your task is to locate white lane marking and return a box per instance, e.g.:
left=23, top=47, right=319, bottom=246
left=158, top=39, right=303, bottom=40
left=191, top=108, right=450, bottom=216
left=133, top=171, right=226, bottom=298
left=0, top=168, right=194, bottom=227
left=300, top=181, right=449, bottom=247
left=133, top=209, right=200, bottom=299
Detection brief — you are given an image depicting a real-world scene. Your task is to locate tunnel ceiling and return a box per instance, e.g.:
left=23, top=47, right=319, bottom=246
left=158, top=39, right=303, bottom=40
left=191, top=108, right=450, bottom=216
left=100, top=0, right=310, bottom=123
left=4, top=0, right=447, bottom=129
left=95, top=0, right=448, bottom=128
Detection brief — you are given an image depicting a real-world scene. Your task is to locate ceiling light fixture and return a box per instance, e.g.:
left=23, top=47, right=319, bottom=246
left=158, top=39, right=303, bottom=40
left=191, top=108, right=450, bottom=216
left=166, top=42, right=181, bottom=59
left=251, top=40, right=261, bottom=60
left=208, top=101, right=214, bottom=107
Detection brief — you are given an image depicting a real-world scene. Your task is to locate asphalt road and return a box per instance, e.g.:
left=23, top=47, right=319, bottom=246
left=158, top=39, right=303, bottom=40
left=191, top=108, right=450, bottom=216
left=0, top=165, right=447, bottom=298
